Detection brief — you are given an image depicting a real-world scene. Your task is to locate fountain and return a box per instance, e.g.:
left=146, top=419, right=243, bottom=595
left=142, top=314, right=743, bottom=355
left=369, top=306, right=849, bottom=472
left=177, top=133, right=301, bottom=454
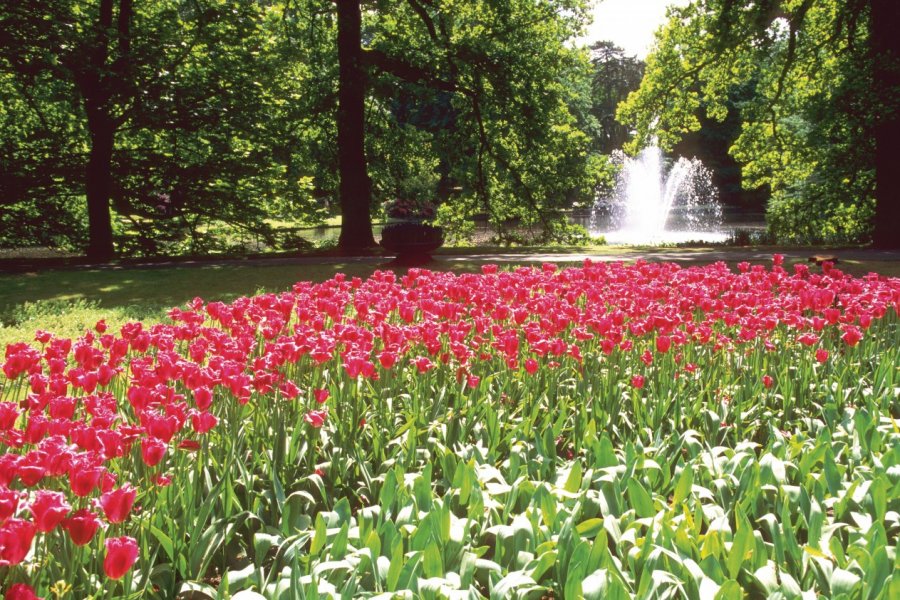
left=591, top=145, right=726, bottom=245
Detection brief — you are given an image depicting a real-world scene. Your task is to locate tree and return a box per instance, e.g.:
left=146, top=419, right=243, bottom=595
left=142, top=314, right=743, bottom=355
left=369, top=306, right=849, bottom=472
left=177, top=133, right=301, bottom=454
left=587, top=42, right=644, bottom=154
left=618, top=0, right=900, bottom=247
left=1, top=1, right=136, bottom=260
left=1, top=1, right=322, bottom=257
left=331, top=0, right=600, bottom=249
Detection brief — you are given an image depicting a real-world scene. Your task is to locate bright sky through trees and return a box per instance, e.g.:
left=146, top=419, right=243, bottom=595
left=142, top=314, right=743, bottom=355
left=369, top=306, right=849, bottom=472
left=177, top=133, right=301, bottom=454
left=585, top=0, right=688, bottom=57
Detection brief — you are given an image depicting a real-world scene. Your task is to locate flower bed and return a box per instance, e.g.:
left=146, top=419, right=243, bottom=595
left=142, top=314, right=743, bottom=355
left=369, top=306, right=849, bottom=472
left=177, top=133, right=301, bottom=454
left=0, top=258, right=897, bottom=598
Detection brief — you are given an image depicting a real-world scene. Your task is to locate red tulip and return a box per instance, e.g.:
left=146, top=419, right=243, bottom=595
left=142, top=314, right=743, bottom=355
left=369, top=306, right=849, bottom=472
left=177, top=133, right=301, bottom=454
left=378, top=351, right=397, bottom=369
left=103, top=536, right=139, bottom=580
left=656, top=336, right=672, bottom=354
left=193, top=386, right=213, bottom=410
left=190, top=411, right=217, bottom=434
left=62, top=509, right=101, bottom=546
left=631, top=375, right=645, bottom=389
left=762, top=375, right=774, bottom=389
left=304, top=410, right=327, bottom=428
left=0, top=518, right=37, bottom=566
left=141, top=437, right=166, bottom=467
left=524, top=358, right=539, bottom=375
left=314, top=389, right=329, bottom=404
left=100, top=484, right=136, bottom=524
left=4, top=583, right=41, bottom=600
left=841, top=325, right=862, bottom=347
left=815, top=348, right=829, bottom=363
left=0, top=488, right=19, bottom=523
left=69, top=463, right=105, bottom=498
left=28, top=490, right=70, bottom=532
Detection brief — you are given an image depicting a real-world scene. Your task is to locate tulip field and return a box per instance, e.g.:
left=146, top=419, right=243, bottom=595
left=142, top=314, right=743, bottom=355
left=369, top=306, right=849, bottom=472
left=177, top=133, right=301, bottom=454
left=0, top=257, right=898, bottom=599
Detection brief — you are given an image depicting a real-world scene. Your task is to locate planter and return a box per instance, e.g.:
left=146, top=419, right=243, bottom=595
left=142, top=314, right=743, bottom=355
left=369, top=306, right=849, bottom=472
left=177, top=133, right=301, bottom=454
left=380, top=222, right=444, bottom=265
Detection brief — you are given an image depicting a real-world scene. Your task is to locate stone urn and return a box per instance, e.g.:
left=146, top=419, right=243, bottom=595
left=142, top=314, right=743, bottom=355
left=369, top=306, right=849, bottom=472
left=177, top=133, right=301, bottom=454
left=380, top=221, right=444, bottom=265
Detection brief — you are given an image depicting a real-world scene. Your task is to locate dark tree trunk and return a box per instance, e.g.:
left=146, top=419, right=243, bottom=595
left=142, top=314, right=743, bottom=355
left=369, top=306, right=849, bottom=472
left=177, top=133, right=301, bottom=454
left=871, top=0, right=900, bottom=248
left=79, top=0, right=117, bottom=261
left=336, top=0, right=376, bottom=250
left=85, top=110, right=116, bottom=261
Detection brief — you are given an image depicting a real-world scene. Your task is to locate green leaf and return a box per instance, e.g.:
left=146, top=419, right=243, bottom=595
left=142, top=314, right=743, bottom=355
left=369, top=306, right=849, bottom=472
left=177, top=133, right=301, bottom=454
left=714, top=580, right=743, bottom=600
left=727, top=507, right=753, bottom=579
left=148, top=526, right=175, bottom=563
left=564, top=461, right=583, bottom=493
left=330, top=521, right=350, bottom=559
left=386, top=536, right=404, bottom=592
left=672, top=467, right=693, bottom=506
left=830, top=568, right=861, bottom=596
left=627, top=478, right=655, bottom=519
left=310, top=514, right=327, bottom=557
left=423, top=543, right=443, bottom=579
left=491, top=572, right=538, bottom=600
left=528, top=550, right=558, bottom=582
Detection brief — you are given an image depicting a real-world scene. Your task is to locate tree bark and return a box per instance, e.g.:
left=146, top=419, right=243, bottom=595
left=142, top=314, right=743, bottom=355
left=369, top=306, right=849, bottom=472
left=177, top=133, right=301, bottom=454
left=336, top=0, right=377, bottom=250
left=85, top=109, right=116, bottom=261
left=77, top=0, right=117, bottom=261
left=871, top=0, right=900, bottom=248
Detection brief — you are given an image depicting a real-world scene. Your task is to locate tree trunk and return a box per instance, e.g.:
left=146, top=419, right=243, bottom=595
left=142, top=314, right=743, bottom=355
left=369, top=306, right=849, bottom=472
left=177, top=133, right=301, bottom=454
left=336, top=0, right=377, bottom=250
left=85, top=109, right=116, bottom=261
left=81, top=0, right=117, bottom=261
left=871, top=0, right=900, bottom=249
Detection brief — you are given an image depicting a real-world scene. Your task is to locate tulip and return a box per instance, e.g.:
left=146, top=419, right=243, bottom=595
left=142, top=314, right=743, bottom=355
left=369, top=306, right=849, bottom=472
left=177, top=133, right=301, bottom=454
left=100, top=484, right=136, bottom=524
left=656, top=335, right=672, bottom=354
left=69, top=463, right=105, bottom=497
left=28, top=490, right=70, bottom=532
left=141, top=437, right=166, bottom=467
left=0, top=518, right=36, bottom=566
left=304, top=410, right=327, bottom=428
left=62, top=509, right=101, bottom=546
left=190, top=411, right=218, bottom=434
left=4, top=583, right=41, bottom=600
left=0, top=488, right=19, bottom=523
left=103, top=536, right=139, bottom=580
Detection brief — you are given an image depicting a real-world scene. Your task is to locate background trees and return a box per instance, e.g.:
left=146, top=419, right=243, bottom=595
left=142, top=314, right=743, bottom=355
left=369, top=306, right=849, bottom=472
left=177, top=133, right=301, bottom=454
left=1, top=1, right=322, bottom=258
left=618, top=0, right=900, bottom=247
left=5, top=0, right=895, bottom=256
left=2, top=0, right=614, bottom=257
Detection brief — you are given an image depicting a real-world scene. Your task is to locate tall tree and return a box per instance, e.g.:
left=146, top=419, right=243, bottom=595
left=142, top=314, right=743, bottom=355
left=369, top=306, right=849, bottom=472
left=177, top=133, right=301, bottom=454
left=587, top=42, right=644, bottom=154
left=618, top=0, right=900, bottom=247
left=2, top=1, right=320, bottom=257
left=331, top=0, right=598, bottom=248
left=870, top=0, right=900, bottom=248
left=336, top=0, right=376, bottom=249
left=2, top=1, right=136, bottom=260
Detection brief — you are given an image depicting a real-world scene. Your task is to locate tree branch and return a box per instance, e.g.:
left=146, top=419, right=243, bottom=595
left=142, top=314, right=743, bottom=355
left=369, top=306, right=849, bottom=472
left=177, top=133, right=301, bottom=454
left=405, top=0, right=438, bottom=42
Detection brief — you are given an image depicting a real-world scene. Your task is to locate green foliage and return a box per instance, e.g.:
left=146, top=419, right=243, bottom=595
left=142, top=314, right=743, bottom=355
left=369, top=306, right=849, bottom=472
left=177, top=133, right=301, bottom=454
left=1, top=0, right=617, bottom=254
left=0, top=1, right=333, bottom=255
left=617, top=0, right=879, bottom=244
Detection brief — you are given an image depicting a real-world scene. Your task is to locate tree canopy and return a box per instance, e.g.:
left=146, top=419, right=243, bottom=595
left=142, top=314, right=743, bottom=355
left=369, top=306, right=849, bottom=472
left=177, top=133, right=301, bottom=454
left=2, top=0, right=627, bottom=257
left=618, top=0, right=900, bottom=247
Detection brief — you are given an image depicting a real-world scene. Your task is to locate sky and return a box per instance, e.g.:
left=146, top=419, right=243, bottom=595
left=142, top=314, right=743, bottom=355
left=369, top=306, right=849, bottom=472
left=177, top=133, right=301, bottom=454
left=583, top=0, right=689, bottom=58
